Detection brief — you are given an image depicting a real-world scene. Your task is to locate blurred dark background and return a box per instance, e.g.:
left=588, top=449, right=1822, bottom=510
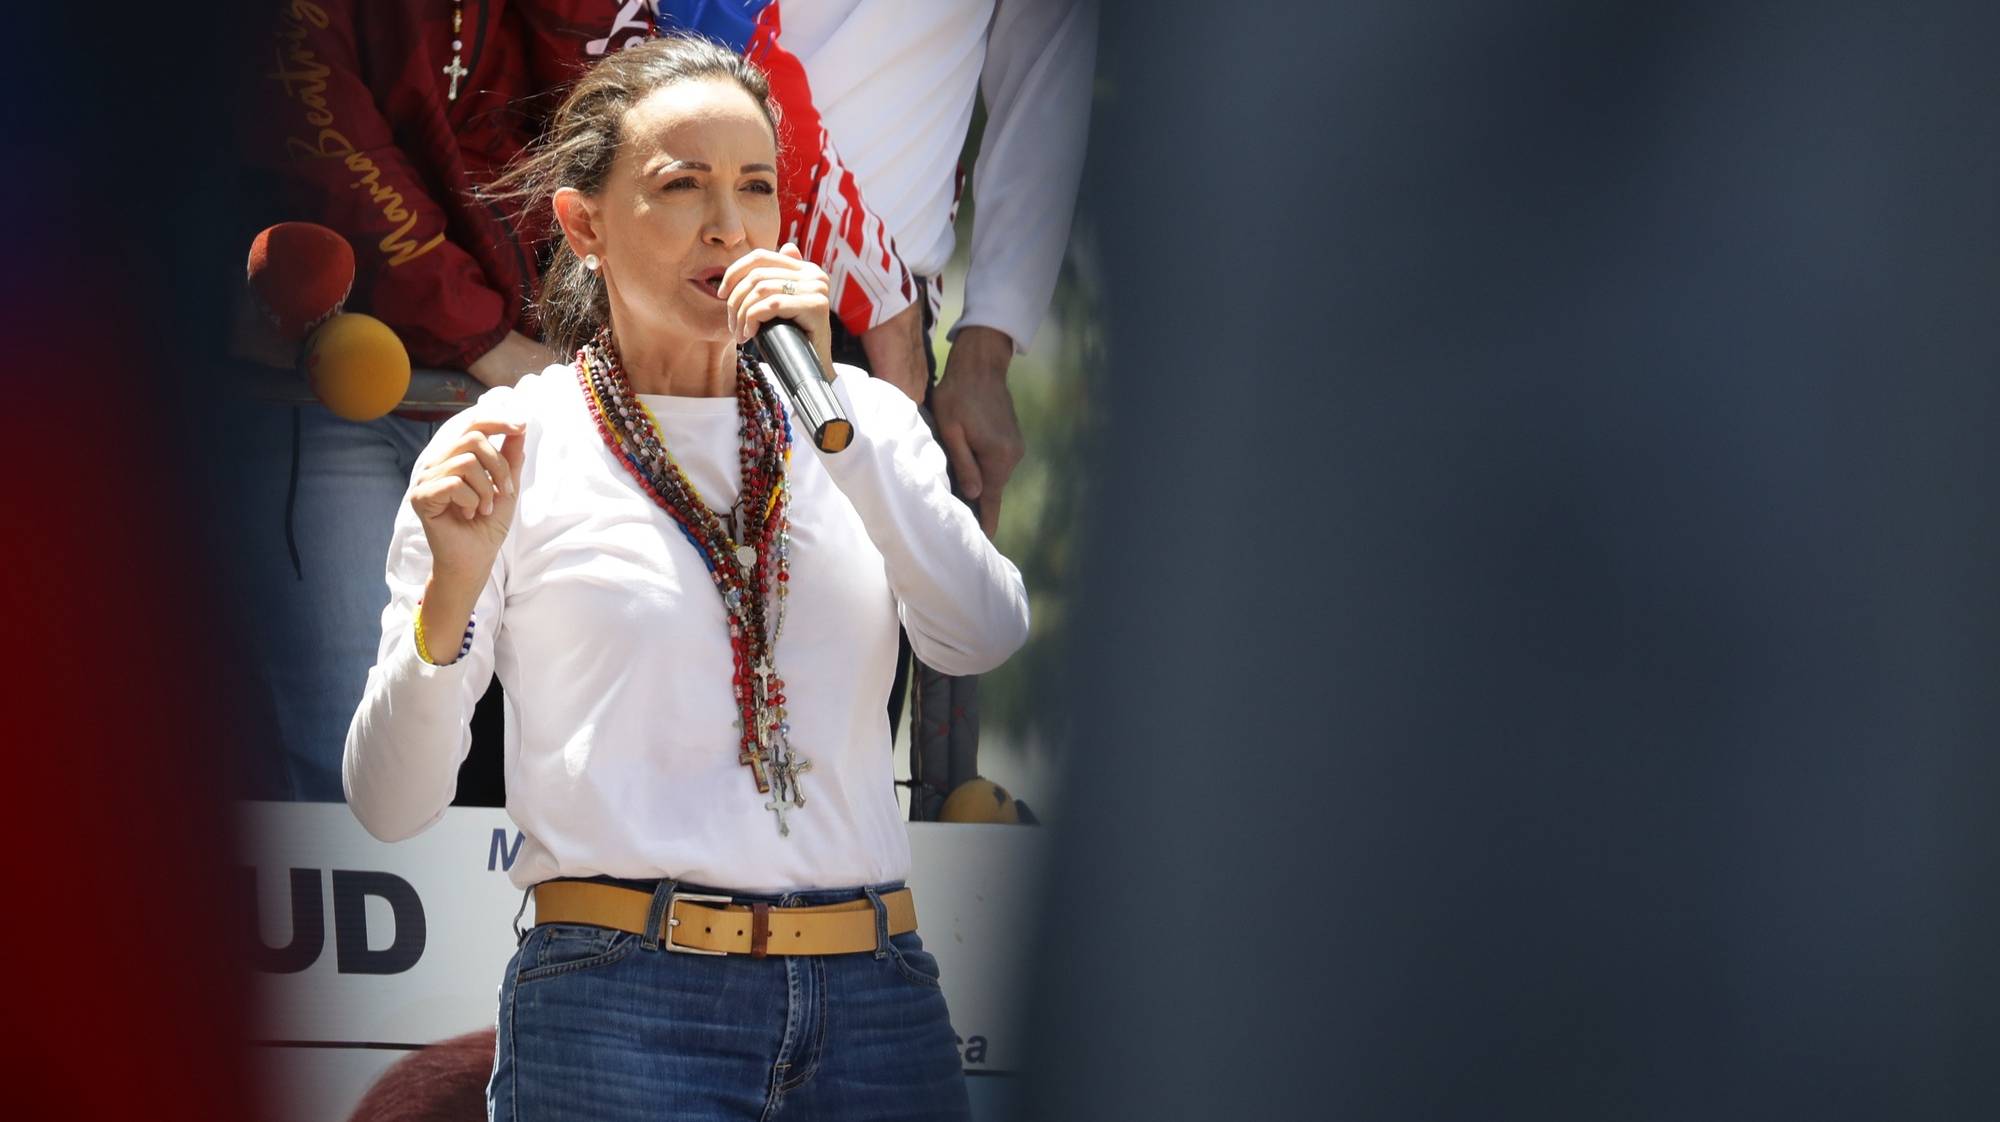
left=0, top=5, right=260, bottom=1119
left=1024, top=2, right=2000, bottom=1120
left=6, top=1, right=2000, bottom=1118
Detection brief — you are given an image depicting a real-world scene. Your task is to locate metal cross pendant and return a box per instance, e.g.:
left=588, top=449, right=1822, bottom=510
left=763, top=754, right=811, bottom=836
left=775, top=756, right=812, bottom=806
left=764, top=791, right=793, bottom=836
left=443, top=55, right=468, bottom=100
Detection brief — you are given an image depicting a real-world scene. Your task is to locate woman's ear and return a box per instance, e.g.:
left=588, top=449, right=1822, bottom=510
left=552, top=187, right=603, bottom=263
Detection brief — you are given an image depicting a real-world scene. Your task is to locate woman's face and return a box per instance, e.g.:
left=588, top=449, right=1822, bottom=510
left=583, top=79, right=781, bottom=348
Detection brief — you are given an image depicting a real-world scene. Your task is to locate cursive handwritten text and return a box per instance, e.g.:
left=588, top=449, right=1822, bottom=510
left=268, top=1, right=444, bottom=268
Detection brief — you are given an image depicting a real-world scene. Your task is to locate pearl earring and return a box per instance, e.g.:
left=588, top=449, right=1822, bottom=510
left=584, top=253, right=601, bottom=272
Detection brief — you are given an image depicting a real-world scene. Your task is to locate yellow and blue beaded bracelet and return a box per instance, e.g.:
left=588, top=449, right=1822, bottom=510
left=413, top=603, right=476, bottom=667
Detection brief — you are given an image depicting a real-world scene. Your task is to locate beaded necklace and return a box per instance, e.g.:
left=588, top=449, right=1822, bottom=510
left=442, top=1, right=468, bottom=101
left=576, top=330, right=812, bottom=836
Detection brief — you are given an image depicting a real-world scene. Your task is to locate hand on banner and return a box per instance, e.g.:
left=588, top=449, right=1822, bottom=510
left=933, top=325, right=1023, bottom=538
left=469, top=331, right=562, bottom=389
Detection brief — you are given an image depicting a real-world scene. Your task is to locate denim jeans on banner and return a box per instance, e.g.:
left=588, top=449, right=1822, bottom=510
left=488, top=879, right=972, bottom=1122
left=235, top=398, right=440, bottom=801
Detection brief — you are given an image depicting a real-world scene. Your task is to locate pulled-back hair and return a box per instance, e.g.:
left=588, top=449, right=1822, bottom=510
left=490, top=35, right=778, bottom=356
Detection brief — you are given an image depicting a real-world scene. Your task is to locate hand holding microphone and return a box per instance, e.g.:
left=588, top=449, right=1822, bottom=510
left=721, top=244, right=853, bottom=453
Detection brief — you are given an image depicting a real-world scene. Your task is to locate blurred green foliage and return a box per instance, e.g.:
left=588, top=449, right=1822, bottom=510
left=931, top=205, right=1101, bottom=761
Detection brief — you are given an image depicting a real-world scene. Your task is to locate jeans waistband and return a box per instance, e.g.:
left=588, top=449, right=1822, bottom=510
left=547, top=873, right=909, bottom=909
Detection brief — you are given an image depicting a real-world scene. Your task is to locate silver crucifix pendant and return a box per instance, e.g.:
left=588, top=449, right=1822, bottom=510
left=762, top=753, right=811, bottom=836
left=442, top=55, right=468, bottom=100
left=764, top=791, right=794, bottom=836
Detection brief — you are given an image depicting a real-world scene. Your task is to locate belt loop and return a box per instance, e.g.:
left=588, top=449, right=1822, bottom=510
left=511, top=884, right=533, bottom=946
left=641, top=878, right=680, bottom=953
left=862, top=885, right=890, bottom=960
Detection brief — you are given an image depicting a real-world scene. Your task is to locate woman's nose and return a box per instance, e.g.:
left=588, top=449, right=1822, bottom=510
left=703, top=196, right=748, bottom=248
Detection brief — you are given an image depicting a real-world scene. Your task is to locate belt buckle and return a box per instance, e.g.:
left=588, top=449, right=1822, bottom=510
left=664, top=891, right=734, bottom=955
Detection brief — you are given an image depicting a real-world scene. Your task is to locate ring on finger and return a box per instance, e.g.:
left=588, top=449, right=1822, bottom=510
left=781, top=280, right=799, bottom=296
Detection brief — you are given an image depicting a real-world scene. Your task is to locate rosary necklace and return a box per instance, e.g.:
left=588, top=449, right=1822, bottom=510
left=443, top=1, right=469, bottom=100
left=577, top=330, right=812, bottom=835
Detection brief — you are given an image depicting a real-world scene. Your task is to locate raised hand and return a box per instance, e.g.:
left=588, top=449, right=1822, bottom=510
left=410, top=417, right=528, bottom=587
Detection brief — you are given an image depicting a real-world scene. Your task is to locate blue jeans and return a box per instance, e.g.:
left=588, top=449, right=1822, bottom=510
left=233, top=399, right=441, bottom=800
left=488, top=880, right=971, bottom=1121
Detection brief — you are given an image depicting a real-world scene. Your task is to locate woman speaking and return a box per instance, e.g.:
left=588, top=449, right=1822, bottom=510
left=342, top=36, right=1027, bottom=1121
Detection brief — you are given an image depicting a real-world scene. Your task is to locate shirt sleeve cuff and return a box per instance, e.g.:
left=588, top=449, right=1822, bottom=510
left=389, top=625, right=470, bottom=684
left=949, top=300, right=1039, bottom=356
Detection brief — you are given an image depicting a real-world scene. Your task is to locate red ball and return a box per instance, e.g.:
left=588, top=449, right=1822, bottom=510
left=246, top=222, right=356, bottom=341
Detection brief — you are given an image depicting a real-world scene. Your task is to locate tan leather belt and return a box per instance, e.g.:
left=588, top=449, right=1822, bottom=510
left=532, top=881, right=917, bottom=957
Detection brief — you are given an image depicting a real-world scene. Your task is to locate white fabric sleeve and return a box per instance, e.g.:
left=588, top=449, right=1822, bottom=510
left=815, top=370, right=1031, bottom=674
left=953, top=0, right=1098, bottom=355
left=341, top=408, right=513, bottom=843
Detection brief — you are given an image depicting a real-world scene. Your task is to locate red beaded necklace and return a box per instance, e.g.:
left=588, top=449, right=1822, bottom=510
left=576, top=329, right=811, bottom=836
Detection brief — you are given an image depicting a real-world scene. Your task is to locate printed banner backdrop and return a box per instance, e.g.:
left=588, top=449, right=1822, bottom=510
left=244, top=802, right=1042, bottom=1121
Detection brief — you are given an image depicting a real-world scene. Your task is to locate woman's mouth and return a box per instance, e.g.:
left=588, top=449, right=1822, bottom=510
left=690, top=268, right=726, bottom=300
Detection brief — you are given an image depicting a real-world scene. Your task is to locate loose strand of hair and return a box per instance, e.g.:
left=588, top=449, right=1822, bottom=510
left=481, top=35, right=780, bottom=362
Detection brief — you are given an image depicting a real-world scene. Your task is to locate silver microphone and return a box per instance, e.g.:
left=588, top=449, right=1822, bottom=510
left=755, top=321, right=852, bottom=453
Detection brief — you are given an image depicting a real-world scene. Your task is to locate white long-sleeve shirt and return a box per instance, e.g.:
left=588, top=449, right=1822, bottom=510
left=342, top=363, right=1030, bottom=892
left=780, top=0, right=1097, bottom=353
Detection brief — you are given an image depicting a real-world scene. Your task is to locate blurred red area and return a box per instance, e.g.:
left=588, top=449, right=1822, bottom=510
left=0, top=321, right=254, bottom=1118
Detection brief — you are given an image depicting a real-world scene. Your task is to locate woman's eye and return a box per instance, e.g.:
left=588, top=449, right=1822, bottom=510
left=663, top=177, right=698, bottom=191
left=743, top=180, right=776, bottom=195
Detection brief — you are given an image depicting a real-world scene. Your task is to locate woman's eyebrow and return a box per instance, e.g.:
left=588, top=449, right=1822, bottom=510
left=655, top=160, right=776, bottom=174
